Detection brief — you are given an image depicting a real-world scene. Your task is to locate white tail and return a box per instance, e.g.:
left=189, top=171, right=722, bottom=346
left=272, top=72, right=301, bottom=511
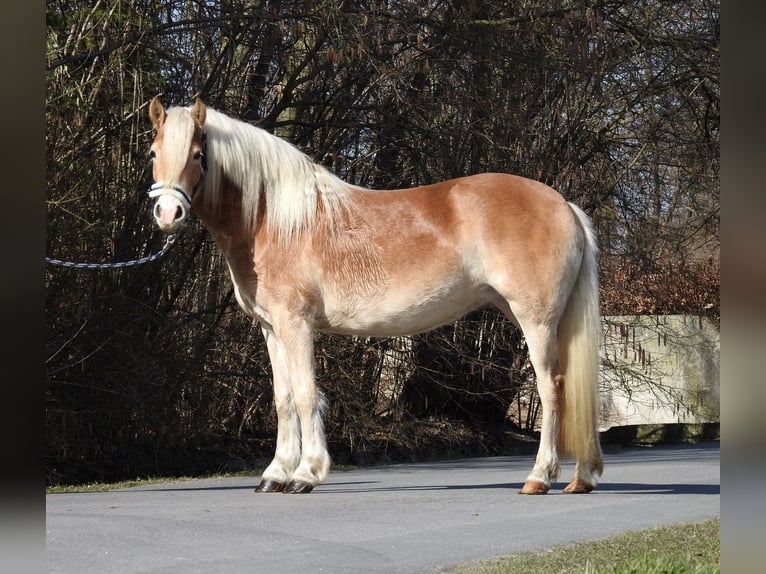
left=557, top=203, right=604, bottom=475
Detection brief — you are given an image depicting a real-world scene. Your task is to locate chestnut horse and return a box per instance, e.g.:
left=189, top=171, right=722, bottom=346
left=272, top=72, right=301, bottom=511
left=147, top=97, right=603, bottom=495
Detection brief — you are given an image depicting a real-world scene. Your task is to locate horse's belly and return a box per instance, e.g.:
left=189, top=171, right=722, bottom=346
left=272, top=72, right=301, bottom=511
left=316, top=283, right=495, bottom=337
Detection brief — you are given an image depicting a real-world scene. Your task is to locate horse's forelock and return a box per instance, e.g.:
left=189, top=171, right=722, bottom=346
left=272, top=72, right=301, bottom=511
left=161, top=107, right=195, bottom=187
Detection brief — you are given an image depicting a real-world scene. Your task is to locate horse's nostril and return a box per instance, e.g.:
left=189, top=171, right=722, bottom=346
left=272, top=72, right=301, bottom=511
left=175, top=206, right=184, bottom=220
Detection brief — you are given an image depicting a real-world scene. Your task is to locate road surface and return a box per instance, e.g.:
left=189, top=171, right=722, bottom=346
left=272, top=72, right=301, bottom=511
left=46, top=442, right=719, bottom=573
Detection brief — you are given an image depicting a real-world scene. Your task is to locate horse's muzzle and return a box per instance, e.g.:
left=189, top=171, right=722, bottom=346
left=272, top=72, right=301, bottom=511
left=148, top=182, right=193, bottom=233
left=153, top=194, right=187, bottom=232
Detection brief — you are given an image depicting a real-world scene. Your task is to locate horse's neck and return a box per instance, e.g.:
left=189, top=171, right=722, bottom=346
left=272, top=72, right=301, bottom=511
left=197, top=184, right=255, bottom=272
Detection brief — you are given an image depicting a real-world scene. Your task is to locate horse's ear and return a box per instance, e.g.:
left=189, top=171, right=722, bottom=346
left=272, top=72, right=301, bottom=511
left=191, top=98, right=207, bottom=128
left=149, top=96, right=166, bottom=129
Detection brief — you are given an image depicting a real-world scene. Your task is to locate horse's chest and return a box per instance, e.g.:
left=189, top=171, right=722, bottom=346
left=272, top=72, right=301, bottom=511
left=223, top=260, right=273, bottom=326
left=229, top=282, right=269, bottom=324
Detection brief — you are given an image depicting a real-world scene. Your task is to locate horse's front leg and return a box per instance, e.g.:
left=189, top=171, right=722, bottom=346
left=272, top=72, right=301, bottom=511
left=254, top=326, right=301, bottom=493
left=281, top=320, right=331, bottom=494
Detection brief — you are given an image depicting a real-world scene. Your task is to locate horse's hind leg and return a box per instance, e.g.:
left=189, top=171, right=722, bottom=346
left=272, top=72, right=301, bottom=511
left=517, top=321, right=563, bottom=495
left=564, top=461, right=599, bottom=494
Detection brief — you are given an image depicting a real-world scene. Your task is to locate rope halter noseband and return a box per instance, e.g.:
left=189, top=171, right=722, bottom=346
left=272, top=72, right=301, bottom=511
left=148, top=182, right=193, bottom=209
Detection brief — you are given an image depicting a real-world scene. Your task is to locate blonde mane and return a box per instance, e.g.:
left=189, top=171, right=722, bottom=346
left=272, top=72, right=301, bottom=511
left=171, top=105, right=354, bottom=242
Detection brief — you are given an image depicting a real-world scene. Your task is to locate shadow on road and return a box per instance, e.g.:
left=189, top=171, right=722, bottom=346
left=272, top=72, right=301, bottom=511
left=133, top=480, right=718, bottom=496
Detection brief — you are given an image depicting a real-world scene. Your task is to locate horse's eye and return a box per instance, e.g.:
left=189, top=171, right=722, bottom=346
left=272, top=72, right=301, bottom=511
left=149, top=150, right=156, bottom=161
left=193, top=151, right=202, bottom=161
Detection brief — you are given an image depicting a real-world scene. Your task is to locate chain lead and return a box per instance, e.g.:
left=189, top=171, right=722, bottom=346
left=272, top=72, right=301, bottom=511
left=46, top=234, right=176, bottom=270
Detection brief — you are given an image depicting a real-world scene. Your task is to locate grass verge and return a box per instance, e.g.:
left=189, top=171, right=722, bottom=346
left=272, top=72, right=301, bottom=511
left=446, top=517, right=719, bottom=574
left=45, top=471, right=258, bottom=494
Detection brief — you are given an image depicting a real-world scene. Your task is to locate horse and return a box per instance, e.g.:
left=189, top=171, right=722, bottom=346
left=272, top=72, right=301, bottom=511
left=147, top=96, right=604, bottom=495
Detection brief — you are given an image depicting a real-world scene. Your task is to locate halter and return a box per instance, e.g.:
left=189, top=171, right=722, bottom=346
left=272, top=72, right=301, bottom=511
left=147, top=132, right=207, bottom=219
left=148, top=182, right=193, bottom=210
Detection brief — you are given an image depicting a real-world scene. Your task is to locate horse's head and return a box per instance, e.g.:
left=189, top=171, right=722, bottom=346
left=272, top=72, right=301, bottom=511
left=148, top=96, right=207, bottom=233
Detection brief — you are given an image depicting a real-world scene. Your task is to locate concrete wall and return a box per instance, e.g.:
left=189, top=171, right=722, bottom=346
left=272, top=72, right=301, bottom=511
left=599, top=315, right=719, bottom=431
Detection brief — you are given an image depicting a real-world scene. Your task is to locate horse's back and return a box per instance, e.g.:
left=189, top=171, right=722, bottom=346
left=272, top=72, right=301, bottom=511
left=356, top=172, right=573, bottom=239
left=364, top=172, right=581, bottom=286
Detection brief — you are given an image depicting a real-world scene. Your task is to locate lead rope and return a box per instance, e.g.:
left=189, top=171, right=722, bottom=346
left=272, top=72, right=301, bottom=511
left=45, top=233, right=177, bottom=270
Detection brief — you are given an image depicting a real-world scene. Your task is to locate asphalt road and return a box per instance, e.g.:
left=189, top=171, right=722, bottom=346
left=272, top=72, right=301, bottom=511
left=46, top=442, right=720, bottom=573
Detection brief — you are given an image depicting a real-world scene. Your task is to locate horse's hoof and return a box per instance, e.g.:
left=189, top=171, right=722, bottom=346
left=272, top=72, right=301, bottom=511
left=519, top=480, right=549, bottom=495
left=563, top=479, right=594, bottom=494
left=254, top=479, right=286, bottom=493
left=283, top=481, right=315, bottom=494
